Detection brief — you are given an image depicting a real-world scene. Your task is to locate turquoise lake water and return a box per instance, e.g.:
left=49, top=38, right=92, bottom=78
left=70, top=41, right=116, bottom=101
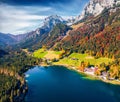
left=25, top=66, right=120, bottom=102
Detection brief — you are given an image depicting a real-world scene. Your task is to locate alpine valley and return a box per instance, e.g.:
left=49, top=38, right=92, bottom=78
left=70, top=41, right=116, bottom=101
left=0, top=0, right=120, bottom=102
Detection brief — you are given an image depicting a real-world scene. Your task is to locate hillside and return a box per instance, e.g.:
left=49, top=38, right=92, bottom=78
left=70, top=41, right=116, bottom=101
left=53, top=6, right=120, bottom=59
left=0, top=33, right=17, bottom=47
left=0, top=49, right=8, bottom=57
left=17, top=5, right=120, bottom=59
left=18, top=23, right=71, bottom=51
left=74, top=0, right=119, bottom=23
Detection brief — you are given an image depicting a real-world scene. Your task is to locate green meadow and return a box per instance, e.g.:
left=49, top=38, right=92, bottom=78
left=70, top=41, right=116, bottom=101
left=33, top=48, right=62, bottom=59
left=33, top=49, right=48, bottom=58
left=54, top=53, right=113, bottom=67
left=33, top=49, right=113, bottom=67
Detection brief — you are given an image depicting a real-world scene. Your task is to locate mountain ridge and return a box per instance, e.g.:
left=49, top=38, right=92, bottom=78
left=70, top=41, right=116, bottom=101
left=74, top=0, right=120, bottom=23
left=0, top=15, right=67, bottom=47
left=53, top=5, right=120, bottom=58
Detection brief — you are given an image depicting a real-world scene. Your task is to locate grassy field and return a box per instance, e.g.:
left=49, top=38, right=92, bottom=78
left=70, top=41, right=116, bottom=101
left=44, top=51, right=60, bottom=59
left=33, top=49, right=48, bottom=58
left=33, top=48, right=62, bottom=59
left=33, top=49, right=113, bottom=67
left=54, top=53, right=113, bottom=67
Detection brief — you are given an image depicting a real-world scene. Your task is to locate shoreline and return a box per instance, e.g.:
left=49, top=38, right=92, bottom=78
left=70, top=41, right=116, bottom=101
left=24, top=63, right=120, bottom=85
left=51, top=63, right=120, bottom=85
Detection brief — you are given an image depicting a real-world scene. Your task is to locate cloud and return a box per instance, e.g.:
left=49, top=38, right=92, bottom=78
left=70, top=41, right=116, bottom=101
left=0, top=3, right=50, bottom=34
left=0, top=3, right=75, bottom=35
left=0, top=0, right=89, bottom=35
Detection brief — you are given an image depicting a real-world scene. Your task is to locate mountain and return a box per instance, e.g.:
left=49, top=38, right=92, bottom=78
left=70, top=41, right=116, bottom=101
left=74, top=0, right=120, bottom=23
left=17, top=15, right=68, bottom=50
left=0, top=33, right=17, bottom=46
left=67, top=17, right=76, bottom=25
left=18, top=24, right=71, bottom=51
left=53, top=5, right=120, bottom=58
left=0, top=32, right=28, bottom=49
left=41, top=15, right=67, bottom=33
left=21, top=15, right=67, bottom=39
left=17, top=4, right=120, bottom=58
left=13, top=34, right=28, bottom=42
left=40, top=23, right=72, bottom=49
left=0, top=15, right=67, bottom=48
left=1, top=3, right=120, bottom=60
left=0, top=49, right=8, bottom=57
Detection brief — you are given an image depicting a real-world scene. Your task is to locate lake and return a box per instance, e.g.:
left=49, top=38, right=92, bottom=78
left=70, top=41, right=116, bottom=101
left=25, top=66, right=120, bottom=102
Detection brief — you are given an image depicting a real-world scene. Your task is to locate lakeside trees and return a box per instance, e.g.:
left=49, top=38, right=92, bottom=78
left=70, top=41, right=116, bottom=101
left=79, top=61, right=90, bottom=72
left=0, top=50, right=41, bottom=102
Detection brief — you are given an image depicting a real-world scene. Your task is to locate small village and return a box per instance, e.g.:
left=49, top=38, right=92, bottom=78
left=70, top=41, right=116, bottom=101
left=84, top=66, right=108, bottom=80
left=78, top=66, right=120, bottom=82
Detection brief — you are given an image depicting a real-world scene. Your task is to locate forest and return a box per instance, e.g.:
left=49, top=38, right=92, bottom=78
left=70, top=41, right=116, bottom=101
left=0, top=50, right=41, bottom=102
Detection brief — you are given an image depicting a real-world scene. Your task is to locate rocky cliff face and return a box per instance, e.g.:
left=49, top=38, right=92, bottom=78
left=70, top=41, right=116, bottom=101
left=22, top=15, right=67, bottom=40
left=74, top=0, right=119, bottom=23
left=35, top=15, right=67, bottom=35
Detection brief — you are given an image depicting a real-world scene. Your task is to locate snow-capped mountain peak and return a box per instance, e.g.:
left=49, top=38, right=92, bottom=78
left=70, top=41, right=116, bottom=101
left=44, top=15, right=64, bottom=23
left=35, top=15, right=67, bottom=35
left=74, top=0, right=118, bottom=23
left=43, top=15, right=66, bottom=29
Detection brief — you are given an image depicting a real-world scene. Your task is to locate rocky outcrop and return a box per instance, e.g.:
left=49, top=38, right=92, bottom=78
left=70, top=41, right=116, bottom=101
left=74, top=0, right=119, bottom=23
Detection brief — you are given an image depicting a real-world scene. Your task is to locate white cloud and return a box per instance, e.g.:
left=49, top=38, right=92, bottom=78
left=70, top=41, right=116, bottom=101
left=0, top=1, right=88, bottom=35
left=0, top=3, right=50, bottom=35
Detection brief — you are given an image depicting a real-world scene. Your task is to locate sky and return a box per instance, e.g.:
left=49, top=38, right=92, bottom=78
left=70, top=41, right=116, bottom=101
left=0, top=0, right=89, bottom=35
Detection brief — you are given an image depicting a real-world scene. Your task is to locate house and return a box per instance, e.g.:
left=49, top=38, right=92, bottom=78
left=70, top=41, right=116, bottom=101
left=84, top=67, right=98, bottom=75
left=101, top=71, right=108, bottom=80
left=71, top=58, right=79, bottom=60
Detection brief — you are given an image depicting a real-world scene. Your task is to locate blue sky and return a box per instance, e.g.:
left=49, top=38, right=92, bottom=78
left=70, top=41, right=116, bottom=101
left=0, top=0, right=89, bottom=34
